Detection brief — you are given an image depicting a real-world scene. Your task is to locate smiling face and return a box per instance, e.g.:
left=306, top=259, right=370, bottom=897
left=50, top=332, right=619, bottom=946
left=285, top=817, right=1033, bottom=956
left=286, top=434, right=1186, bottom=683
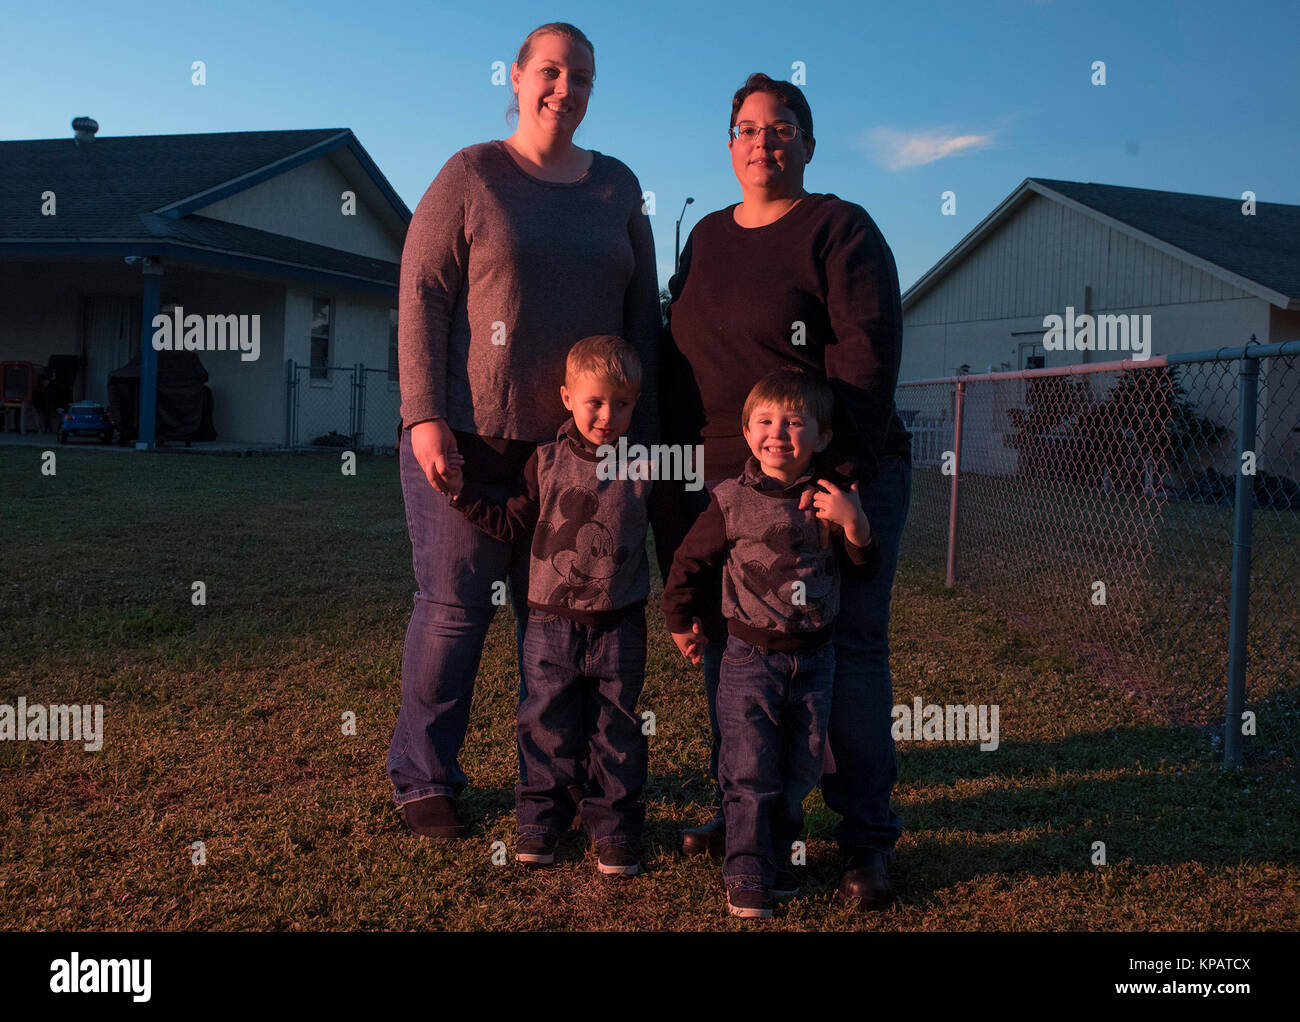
left=561, top=372, right=638, bottom=448
left=743, top=401, right=830, bottom=484
left=729, top=91, right=814, bottom=199
left=511, top=32, right=594, bottom=140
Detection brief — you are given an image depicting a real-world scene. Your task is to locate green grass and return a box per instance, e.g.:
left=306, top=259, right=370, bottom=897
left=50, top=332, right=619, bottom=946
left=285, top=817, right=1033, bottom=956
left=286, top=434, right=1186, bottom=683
left=905, top=466, right=1300, bottom=755
left=0, top=446, right=1296, bottom=931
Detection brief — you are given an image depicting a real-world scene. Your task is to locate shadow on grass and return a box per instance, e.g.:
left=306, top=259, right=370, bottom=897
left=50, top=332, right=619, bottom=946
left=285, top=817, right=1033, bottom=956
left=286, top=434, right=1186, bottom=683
left=805, top=721, right=1299, bottom=906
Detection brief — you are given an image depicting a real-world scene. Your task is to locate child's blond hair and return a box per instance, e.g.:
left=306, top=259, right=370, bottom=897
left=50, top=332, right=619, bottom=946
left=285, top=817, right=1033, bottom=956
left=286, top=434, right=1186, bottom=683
left=565, top=335, right=643, bottom=392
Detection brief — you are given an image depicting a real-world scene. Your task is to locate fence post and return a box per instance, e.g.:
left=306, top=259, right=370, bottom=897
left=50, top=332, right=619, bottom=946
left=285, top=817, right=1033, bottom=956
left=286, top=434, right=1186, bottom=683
left=946, top=377, right=967, bottom=588
left=1224, top=352, right=1259, bottom=768
left=356, top=363, right=368, bottom=448
left=284, top=358, right=296, bottom=449
left=348, top=363, right=360, bottom=446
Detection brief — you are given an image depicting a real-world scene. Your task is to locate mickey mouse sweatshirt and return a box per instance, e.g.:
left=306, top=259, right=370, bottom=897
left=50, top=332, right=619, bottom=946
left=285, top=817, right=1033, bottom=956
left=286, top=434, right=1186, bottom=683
left=452, top=419, right=680, bottom=626
left=662, top=457, right=881, bottom=652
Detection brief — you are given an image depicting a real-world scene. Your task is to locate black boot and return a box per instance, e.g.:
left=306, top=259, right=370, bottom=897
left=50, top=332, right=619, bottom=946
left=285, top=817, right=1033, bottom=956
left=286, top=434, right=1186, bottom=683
left=401, top=795, right=468, bottom=840
left=838, top=850, right=895, bottom=910
left=680, top=814, right=726, bottom=857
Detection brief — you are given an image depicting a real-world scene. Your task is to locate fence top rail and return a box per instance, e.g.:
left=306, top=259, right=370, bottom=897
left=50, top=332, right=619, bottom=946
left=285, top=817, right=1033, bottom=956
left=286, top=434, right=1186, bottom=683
left=900, top=355, right=1168, bottom=387
left=899, top=339, right=1300, bottom=389
left=1165, top=338, right=1300, bottom=364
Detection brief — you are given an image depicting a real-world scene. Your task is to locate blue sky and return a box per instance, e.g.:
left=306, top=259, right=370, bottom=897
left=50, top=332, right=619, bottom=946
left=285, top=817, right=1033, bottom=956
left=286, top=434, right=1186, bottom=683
left=3, top=0, right=1297, bottom=291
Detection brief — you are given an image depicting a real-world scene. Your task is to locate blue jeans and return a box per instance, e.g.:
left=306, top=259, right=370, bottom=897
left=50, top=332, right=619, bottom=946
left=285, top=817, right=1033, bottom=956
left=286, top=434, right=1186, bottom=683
left=682, top=458, right=911, bottom=855
left=821, top=457, right=911, bottom=854
left=517, top=606, right=648, bottom=848
left=716, top=635, right=834, bottom=890
left=387, top=429, right=530, bottom=805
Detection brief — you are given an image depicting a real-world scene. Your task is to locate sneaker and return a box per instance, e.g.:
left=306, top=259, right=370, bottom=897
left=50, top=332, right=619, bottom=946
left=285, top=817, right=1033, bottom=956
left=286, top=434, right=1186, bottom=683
left=726, top=885, right=773, bottom=920
left=400, top=795, right=468, bottom=840
left=771, top=868, right=800, bottom=900
left=516, top=834, right=557, bottom=866
left=596, top=845, right=640, bottom=876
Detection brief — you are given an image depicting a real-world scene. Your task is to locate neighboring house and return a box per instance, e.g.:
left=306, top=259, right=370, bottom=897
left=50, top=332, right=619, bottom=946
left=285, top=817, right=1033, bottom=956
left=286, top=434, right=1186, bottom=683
left=0, top=122, right=409, bottom=447
left=901, top=178, right=1300, bottom=379
left=898, top=179, right=1300, bottom=478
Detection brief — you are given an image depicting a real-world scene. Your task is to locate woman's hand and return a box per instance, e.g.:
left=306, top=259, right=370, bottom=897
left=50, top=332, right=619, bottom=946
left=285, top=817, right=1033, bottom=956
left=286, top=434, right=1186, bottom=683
left=410, top=419, right=461, bottom=494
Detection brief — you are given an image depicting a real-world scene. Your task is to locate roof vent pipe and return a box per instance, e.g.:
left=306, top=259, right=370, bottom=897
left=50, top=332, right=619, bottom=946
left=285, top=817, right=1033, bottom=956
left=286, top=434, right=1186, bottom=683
left=72, top=117, right=99, bottom=144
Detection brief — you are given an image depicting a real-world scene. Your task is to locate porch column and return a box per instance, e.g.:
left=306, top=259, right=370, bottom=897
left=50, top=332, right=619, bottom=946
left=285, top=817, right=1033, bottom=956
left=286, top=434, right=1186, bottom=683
left=136, top=259, right=163, bottom=450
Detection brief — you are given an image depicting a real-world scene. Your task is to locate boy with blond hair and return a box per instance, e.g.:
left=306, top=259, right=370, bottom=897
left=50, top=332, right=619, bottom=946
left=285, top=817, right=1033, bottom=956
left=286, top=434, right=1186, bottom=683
left=450, top=335, right=677, bottom=875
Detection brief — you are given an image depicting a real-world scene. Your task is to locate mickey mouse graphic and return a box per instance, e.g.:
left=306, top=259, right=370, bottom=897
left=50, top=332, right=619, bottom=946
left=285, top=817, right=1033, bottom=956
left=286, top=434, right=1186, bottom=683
left=534, top=486, right=630, bottom=606
left=739, top=506, right=835, bottom=629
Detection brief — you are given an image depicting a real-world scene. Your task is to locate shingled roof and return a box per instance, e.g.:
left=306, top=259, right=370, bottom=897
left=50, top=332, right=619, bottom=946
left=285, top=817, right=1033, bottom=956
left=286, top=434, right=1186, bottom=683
left=904, top=178, right=1300, bottom=311
left=1032, top=179, right=1300, bottom=302
left=0, top=128, right=407, bottom=291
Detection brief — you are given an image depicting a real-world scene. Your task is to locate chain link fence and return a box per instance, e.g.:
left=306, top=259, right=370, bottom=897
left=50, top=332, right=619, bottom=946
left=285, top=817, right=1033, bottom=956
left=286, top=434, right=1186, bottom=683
left=284, top=360, right=401, bottom=452
left=896, top=341, right=1300, bottom=768
left=357, top=366, right=402, bottom=451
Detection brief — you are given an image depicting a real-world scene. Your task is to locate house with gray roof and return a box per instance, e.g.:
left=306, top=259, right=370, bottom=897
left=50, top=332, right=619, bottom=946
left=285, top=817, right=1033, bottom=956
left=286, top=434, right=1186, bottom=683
left=0, top=121, right=409, bottom=447
left=901, top=178, right=1300, bottom=381
left=898, top=178, right=1300, bottom=481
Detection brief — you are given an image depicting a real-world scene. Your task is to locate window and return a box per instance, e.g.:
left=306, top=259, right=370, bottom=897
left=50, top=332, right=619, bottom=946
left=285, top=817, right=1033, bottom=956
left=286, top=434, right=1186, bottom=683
left=311, top=298, right=332, bottom=380
left=388, top=308, right=399, bottom=382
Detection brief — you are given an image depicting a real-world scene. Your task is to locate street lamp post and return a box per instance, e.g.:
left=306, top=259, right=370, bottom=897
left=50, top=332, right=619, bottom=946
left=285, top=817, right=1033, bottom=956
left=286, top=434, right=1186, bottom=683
left=674, top=196, right=695, bottom=276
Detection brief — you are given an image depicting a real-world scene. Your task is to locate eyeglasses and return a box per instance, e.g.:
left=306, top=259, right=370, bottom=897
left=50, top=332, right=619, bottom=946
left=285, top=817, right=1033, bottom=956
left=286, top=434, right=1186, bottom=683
left=729, top=122, right=802, bottom=143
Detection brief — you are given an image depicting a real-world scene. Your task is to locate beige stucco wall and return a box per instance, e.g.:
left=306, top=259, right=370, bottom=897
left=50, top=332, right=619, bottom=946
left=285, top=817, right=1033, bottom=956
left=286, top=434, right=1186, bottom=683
left=283, top=285, right=399, bottom=446
left=0, top=258, right=400, bottom=446
left=195, top=156, right=403, bottom=263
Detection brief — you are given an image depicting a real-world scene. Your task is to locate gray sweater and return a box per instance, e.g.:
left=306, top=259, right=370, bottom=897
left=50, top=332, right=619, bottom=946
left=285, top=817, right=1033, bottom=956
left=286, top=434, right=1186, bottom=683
left=398, top=140, right=661, bottom=443
left=662, top=457, right=881, bottom=651
left=452, top=420, right=680, bottom=625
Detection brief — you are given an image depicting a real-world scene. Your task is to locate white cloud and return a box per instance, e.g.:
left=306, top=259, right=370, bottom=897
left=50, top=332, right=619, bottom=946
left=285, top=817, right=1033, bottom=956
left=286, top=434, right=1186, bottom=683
left=866, top=126, right=995, bottom=171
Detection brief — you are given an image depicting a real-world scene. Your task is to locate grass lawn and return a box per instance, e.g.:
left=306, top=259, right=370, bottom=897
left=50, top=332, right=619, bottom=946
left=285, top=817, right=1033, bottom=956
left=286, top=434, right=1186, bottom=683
left=1, top=446, right=1296, bottom=931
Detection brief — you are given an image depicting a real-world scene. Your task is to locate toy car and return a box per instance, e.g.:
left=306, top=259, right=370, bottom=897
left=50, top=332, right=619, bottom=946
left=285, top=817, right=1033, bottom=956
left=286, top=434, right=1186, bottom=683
left=58, top=401, right=115, bottom=444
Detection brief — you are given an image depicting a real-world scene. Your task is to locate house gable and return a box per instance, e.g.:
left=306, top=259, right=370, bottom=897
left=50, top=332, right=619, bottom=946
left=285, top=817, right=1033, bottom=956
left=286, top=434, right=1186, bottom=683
left=193, top=152, right=403, bottom=263
left=906, top=191, right=1254, bottom=327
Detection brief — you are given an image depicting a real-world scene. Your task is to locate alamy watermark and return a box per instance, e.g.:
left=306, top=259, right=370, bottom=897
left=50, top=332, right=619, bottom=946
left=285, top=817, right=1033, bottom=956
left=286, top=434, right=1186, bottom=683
left=1042, top=306, right=1151, bottom=361
left=0, top=697, right=103, bottom=751
left=595, top=437, right=704, bottom=491
left=151, top=304, right=260, bottom=361
left=892, top=697, right=999, bottom=751
left=50, top=954, right=150, bottom=1001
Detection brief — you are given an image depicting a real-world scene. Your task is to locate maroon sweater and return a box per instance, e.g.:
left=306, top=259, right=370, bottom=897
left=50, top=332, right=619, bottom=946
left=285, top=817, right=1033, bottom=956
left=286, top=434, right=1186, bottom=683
left=661, top=194, right=910, bottom=487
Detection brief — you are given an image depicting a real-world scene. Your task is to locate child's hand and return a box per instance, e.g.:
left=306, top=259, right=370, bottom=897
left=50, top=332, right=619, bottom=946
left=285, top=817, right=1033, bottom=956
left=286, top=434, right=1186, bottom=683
left=442, top=451, right=466, bottom=497
left=671, top=618, right=709, bottom=665
left=813, top=479, right=871, bottom=547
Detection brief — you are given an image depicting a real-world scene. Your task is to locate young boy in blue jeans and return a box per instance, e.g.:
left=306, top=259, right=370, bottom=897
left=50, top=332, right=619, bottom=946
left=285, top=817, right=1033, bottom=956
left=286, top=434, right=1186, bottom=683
left=662, top=368, right=879, bottom=918
left=446, top=335, right=676, bottom=876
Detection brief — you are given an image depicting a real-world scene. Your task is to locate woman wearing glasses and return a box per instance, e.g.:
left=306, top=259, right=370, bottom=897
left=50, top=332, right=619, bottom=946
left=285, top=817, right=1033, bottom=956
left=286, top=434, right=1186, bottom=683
left=388, top=22, right=661, bottom=838
left=661, top=73, right=911, bottom=909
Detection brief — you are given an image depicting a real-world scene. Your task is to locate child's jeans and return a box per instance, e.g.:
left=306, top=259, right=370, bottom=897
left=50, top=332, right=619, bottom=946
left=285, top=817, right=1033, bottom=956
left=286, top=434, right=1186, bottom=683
left=716, top=634, right=835, bottom=890
left=516, top=605, right=648, bottom=849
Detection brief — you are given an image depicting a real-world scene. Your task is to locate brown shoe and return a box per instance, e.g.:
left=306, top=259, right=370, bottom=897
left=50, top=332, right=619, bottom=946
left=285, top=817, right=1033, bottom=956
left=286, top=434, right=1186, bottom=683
left=680, top=815, right=726, bottom=857
left=838, top=850, right=895, bottom=910
left=568, top=785, right=585, bottom=830
left=401, top=795, right=468, bottom=840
